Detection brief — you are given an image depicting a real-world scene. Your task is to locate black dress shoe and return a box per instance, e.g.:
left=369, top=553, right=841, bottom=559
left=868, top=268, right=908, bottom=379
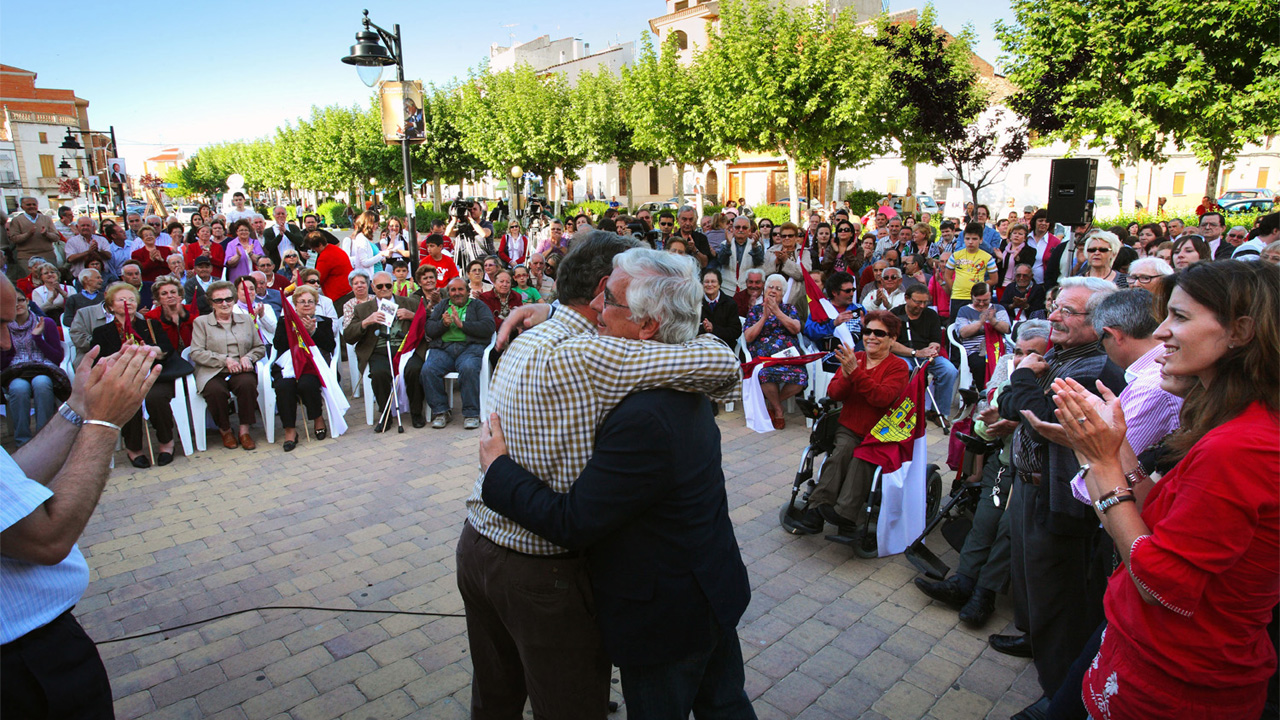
left=314, top=426, right=326, bottom=440
left=988, top=633, right=1034, bottom=658
left=1010, top=696, right=1050, bottom=720
left=792, top=507, right=825, bottom=534
left=817, top=504, right=857, bottom=528
left=130, top=455, right=151, bottom=469
left=412, top=413, right=426, bottom=429
left=283, top=439, right=298, bottom=452
left=157, top=452, right=174, bottom=466
left=913, top=574, right=974, bottom=609
left=958, top=587, right=996, bottom=627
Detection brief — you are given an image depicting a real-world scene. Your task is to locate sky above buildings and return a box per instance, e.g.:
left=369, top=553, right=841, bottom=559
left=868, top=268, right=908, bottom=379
left=0, top=0, right=1014, bottom=172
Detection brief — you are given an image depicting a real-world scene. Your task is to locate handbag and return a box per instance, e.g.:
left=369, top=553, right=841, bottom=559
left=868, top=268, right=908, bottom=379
left=146, top=321, right=195, bottom=381
left=1, top=362, right=72, bottom=401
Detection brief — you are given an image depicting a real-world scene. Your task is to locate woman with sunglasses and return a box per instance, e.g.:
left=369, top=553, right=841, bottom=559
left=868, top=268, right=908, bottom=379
left=795, top=310, right=909, bottom=557
left=756, top=218, right=774, bottom=245
left=190, top=280, right=266, bottom=450
left=1075, top=230, right=1128, bottom=288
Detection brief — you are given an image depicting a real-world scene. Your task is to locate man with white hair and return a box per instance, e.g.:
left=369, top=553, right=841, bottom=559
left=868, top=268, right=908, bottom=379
left=64, top=217, right=111, bottom=278
left=717, top=214, right=765, bottom=296
left=7, top=197, right=62, bottom=280
left=993, top=276, right=1127, bottom=718
left=478, top=247, right=753, bottom=718
left=457, top=232, right=739, bottom=719
left=264, top=206, right=303, bottom=266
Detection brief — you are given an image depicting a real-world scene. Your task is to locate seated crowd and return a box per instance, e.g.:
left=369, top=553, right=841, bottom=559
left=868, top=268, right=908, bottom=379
left=4, top=194, right=1278, bottom=720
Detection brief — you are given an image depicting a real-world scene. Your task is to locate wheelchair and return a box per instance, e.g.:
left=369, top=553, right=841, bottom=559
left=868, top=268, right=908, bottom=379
left=778, top=396, right=944, bottom=552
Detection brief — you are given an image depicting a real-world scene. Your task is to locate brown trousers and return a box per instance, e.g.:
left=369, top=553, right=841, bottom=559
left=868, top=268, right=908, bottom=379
left=201, top=371, right=258, bottom=430
left=455, top=522, right=611, bottom=720
left=807, top=426, right=878, bottom=525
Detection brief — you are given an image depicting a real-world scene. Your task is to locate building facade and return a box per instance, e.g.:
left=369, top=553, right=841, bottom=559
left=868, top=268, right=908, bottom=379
left=0, top=65, right=96, bottom=213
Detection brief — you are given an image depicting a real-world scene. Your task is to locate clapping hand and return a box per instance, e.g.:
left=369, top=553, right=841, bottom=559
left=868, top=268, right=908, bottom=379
left=833, top=345, right=861, bottom=376
left=31, top=318, right=43, bottom=336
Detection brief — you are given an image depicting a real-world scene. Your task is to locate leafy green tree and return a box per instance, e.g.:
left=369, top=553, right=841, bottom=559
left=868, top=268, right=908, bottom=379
left=997, top=0, right=1280, bottom=198
left=873, top=4, right=985, bottom=206
left=700, top=0, right=884, bottom=222
left=571, top=68, right=656, bottom=211
left=410, top=85, right=481, bottom=211
left=622, top=32, right=727, bottom=207
left=455, top=64, right=584, bottom=211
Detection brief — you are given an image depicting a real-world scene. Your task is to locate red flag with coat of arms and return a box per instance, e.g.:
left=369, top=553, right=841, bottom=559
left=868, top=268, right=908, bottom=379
left=853, top=359, right=929, bottom=473
left=803, top=270, right=836, bottom=324
left=392, top=300, right=428, bottom=375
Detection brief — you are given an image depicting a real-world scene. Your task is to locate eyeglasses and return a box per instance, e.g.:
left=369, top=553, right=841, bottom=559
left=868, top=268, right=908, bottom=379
left=305, top=279, right=320, bottom=285
left=1055, top=306, right=1090, bottom=319
left=602, top=287, right=629, bottom=310
left=862, top=328, right=890, bottom=338
left=837, top=228, right=853, bottom=233
left=374, top=283, right=393, bottom=290
left=210, top=297, right=234, bottom=304
left=1129, top=274, right=1158, bottom=283
left=1086, top=247, right=1110, bottom=254
left=778, top=233, right=797, bottom=239
left=837, top=286, right=854, bottom=294
left=659, top=221, right=673, bottom=227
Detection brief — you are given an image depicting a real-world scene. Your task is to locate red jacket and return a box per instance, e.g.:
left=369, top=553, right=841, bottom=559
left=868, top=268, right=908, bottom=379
left=183, top=241, right=225, bottom=274
left=826, top=352, right=910, bottom=437
left=132, top=246, right=174, bottom=282
left=479, top=289, right=522, bottom=320
left=144, top=303, right=197, bottom=351
left=315, top=244, right=353, bottom=302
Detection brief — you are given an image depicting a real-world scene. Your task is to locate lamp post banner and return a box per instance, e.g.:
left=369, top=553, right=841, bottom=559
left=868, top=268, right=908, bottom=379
left=379, top=80, right=425, bottom=145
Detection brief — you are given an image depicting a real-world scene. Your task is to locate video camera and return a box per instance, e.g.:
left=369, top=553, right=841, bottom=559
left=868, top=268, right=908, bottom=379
left=451, top=195, right=476, bottom=239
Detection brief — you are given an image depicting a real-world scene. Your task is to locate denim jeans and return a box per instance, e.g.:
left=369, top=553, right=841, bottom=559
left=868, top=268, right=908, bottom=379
left=5, top=375, right=57, bottom=446
left=909, top=355, right=958, bottom=415
left=618, top=618, right=757, bottom=720
left=420, top=342, right=483, bottom=418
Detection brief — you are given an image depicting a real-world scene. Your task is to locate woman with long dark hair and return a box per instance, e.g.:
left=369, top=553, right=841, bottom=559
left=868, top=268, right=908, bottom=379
left=1047, top=260, right=1278, bottom=720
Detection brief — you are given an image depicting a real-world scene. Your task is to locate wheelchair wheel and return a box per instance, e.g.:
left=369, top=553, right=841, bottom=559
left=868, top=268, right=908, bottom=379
left=925, top=464, right=943, bottom=523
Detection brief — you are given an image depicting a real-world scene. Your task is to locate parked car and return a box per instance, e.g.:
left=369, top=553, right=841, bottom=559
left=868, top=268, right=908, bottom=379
left=125, top=202, right=148, bottom=217
left=1093, top=186, right=1144, bottom=213
left=72, top=201, right=111, bottom=216
left=1221, top=198, right=1275, bottom=214
left=890, top=194, right=940, bottom=214
left=1218, top=188, right=1274, bottom=204
left=771, top=197, right=809, bottom=207
left=173, top=204, right=201, bottom=224
left=635, top=198, right=684, bottom=213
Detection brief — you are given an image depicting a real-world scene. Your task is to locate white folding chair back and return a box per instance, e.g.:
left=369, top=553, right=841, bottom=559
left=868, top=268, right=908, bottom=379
left=345, top=342, right=361, bottom=398
left=947, top=323, right=974, bottom=396
left=257, top=348, right=277, bottom=443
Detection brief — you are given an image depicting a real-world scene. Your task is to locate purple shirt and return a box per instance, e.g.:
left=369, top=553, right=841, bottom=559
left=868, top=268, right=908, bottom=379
left=224, top=238, right=264, bottom=284
left=1072, top=343, right=1183, bottom=504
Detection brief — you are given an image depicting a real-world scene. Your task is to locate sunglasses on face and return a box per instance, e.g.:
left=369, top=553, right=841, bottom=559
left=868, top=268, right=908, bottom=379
left=210, top=297, right=234, bottom=305
left=779, top=233, right=797, bottom=239
left=374, top=283, right=393, bottom=290
left=862, top=328, right=890, bottom=338
left=305, top=279, right=320, bottom=285
left=1086, top=247, right=1110, bottom=254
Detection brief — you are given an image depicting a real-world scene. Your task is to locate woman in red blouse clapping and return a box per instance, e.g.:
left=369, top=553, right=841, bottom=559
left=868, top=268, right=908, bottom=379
left=1045, top=260, right=1278, bottom=720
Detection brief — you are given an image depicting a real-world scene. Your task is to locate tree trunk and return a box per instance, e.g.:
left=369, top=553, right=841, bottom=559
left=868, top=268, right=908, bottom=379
left=1122, top=161, right=1138, bottom=218
left=622, top=162, right=635, bottom=211
left=826, top=158, right=839, bottom=208
left=432, top=175, right=442, bottom=212
left=905, top=156, right=917, bottom=210
left=554, top=167, right=564, bottom=218
left=1203, top=149, right=1224, bottom=200
left=785, top=155, right=800, bottom=225
left=673, top=162, right=685, bottom=205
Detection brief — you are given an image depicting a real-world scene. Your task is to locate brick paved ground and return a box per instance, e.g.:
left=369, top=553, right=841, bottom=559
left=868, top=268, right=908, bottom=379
left=16, top=386, right=1038, bottom=719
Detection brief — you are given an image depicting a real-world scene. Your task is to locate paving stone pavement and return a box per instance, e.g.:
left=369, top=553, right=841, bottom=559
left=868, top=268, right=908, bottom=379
left=53, top=389, right=1036, bottom=720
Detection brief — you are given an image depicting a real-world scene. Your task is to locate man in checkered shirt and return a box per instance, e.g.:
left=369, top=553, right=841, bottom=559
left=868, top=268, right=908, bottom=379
left=456, top=231, right=741, bottom=719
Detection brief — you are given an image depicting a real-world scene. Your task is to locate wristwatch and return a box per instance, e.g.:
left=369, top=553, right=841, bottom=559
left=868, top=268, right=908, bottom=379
left=57, top=402, right=85, bottom=428
left=911, top=349, right=917, bottom=357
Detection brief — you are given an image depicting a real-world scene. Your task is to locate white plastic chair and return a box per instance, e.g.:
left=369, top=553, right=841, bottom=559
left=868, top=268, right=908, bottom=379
left=947, top=323, right=975, bottom=400
left=345, top=341, right=361, bottom=398
left=256, top=348, right=277, bottom=444
left=182, top=348, right=212, bottom=452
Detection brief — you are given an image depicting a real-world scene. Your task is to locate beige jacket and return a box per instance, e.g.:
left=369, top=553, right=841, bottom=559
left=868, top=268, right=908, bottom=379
left=190, top=313, right=267, bottom=392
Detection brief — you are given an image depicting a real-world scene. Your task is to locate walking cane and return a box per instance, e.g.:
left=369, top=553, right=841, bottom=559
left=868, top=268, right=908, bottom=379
left=384, top=340, right=404, bottom=433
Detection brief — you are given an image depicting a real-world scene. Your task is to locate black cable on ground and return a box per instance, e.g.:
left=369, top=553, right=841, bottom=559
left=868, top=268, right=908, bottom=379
left=96, top=605, right=466, bottom=645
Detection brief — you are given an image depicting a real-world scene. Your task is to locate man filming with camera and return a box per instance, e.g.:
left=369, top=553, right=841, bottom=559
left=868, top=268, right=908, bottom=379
left=445, top=197, right=495, bottom=270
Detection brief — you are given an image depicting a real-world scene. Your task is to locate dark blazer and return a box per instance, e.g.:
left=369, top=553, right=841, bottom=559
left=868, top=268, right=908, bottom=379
left=272, top=315, right=336, bottom=364
left=263, top=223, right=305, bottom=266
left=701, top=291, right=742, bottom=348
left=482, top=389, right=751, bottom=667
left=184, top=276, right=213, bottom=316
left=341, top=295, right=426, bottom=373
left=91, top=316, right=173, bottom=362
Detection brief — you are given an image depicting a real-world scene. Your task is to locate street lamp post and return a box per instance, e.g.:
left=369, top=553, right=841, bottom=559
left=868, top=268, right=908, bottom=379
left=342, top=9, right=418, bottom=271
left=60, top=125, right=123, bottom=221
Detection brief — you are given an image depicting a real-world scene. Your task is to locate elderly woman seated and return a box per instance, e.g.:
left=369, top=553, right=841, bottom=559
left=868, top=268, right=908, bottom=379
left=272, top=285, right=335, bottom=452
left=479, top=268, right=523, bottom=322
left=743, top=273, right=808, bottom=429
left=2, top=287, right=66, bottom=447
left=191, top=280, right=267, bottom=450
left=91, top=282, right=178, bottom=467
left=145, top=275, right=197, bottom=353
left=795, top=310, right=910, bottom=557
